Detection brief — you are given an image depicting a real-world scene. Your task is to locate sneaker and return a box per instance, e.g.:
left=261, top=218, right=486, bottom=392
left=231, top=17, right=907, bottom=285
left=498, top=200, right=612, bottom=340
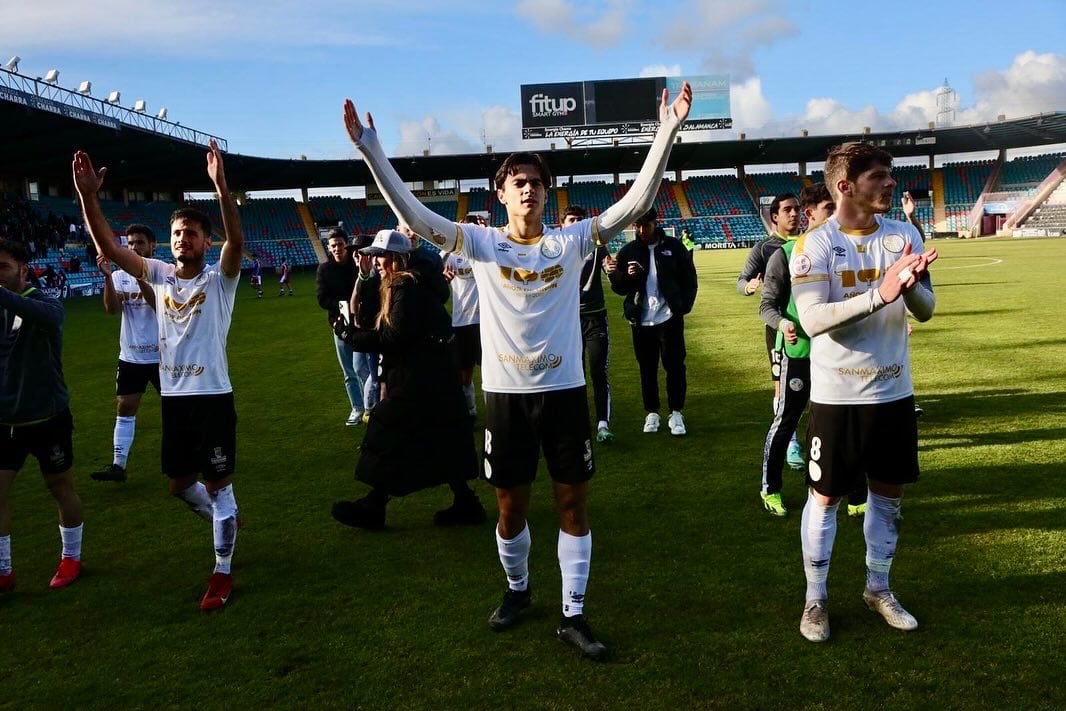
left=331, top=496, right=387, bottom=531
left=761, top=492, right=787, bottom=517
left=668, top=411, right=686, bottom=436
left=914, top=402, right=924, bottom=418
left=596, top=426, right=614, bottom=444
left=786, top=440, right=805, bottom=470
left=0, top=571, right=15, bottom=593
left=345, top=408, right=364, bottom=426
left=847, top=503, right=867, bottom=517
left=200, top=572, right=234, bottom=611
left=49, top=557, right=81, bottom=589
left=643, top=413, right=661, bottom=433
left=488, top=586, right=532, bottom=631
left=557, top=614, right=609, bottom=660
left=90, top=463, right=128, bottom=483
left=433, top=494, right=487, bottom=526
left=863, top=589, right=918, bottom=631
left=800, top=599, right=830, bottom=642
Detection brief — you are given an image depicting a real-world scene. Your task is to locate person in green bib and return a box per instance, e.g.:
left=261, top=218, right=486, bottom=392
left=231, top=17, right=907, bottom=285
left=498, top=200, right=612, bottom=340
left=755, top=184, right=859, bottom=517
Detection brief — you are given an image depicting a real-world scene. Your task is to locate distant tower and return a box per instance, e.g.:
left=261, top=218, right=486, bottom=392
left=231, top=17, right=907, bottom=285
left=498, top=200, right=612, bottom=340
left=936, top=78, right=957, bottom=128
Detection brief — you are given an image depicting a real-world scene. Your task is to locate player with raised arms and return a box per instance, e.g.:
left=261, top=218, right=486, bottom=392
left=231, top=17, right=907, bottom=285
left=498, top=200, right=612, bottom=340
left=74, top=139, right=245, bottom=611
left=343, top=81, right=691, bottom=660
left=789, top=142, right=937, bottom=642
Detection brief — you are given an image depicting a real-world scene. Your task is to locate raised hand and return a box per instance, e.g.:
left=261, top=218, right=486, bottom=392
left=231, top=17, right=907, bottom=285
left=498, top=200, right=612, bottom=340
left=95, top=254, right=112, bottom=275
left=72, top=151, right=107, bottom=197
left=659, top=81, right=693, bottom=124
left=879, top=243, right=922, bottom=303
left=344, top=99, right=376, bottom=145
left=206, top=138, right=227, bottom=191
left=901, top=191, right=915, bottom=218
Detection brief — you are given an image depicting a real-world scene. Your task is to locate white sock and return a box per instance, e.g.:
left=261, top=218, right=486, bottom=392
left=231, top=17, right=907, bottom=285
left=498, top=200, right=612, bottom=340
left=210, top=484, right=239, bottom=575
left=558, top=529, right=592, bottom=618
left=60, top=523, right=83, bottom=561
left=801, top=492, right=838, bottom=601
left=0, top=535, right=11, bottom=575
left=864, top=491, right=902, bottom=593
left=178, top=481, right=213, bottom=521
left=597, top=420, right=608, bottom=431
left=496, top=524, right=530, bottom=592
left=113, top=415, right=136, bottom=468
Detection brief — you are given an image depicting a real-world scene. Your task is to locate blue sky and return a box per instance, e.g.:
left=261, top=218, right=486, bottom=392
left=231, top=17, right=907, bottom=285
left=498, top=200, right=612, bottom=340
left=4, top=0, right=1065, bottom=165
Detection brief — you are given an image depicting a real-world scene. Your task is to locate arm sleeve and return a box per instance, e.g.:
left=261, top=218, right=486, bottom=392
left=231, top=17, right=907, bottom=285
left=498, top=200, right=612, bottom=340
left=736, top=244, right=764, bottom=295
left=0, top=289, right=63, bottom=328
left=901, top=229, right=935, bottom=321
left=790, top=234, right=887, bottom=336
left=354, top=127, right=460, bottom=251
left=759, top=249, right=790, bottom=330
left=595, top=111, right=682, bottom=241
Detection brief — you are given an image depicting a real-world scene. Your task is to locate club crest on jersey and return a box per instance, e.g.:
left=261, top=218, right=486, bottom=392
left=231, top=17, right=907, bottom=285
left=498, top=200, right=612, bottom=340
left=883, top=234, right=906, bottom=253
left=540, top=237, right=562, bottom=260
left=789, top=377, right=805, bottom=392
left=794, top=254, right=812, bottom=276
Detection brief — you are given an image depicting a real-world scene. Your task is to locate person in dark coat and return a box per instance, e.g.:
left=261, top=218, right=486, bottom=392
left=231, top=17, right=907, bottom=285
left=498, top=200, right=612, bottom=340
left=330, top=230, right=485, bottom=530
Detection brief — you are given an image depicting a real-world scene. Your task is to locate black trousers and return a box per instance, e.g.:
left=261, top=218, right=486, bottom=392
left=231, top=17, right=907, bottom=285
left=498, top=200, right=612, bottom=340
left=581, top=311, right=611, bottom=424
left=762, top=353, right=809, bottom=495
left=631, top=314, right=686, bottom=413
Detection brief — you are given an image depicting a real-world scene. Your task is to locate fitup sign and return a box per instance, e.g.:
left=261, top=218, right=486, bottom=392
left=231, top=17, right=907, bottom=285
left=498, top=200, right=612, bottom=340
left=521, top=82, right=585, bottom=129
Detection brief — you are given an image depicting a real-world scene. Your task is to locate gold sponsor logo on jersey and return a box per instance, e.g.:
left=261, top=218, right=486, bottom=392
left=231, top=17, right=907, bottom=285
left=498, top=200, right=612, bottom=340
left=836, top=268, right=881, bottom=288
left=163, top=292, right=207, bottom=322
left=161, top=363, right=206, bottom=378
left=498, top=265, right=564, bottom=286
left=497, top=352, right=563, bottom=372
left=837, top=364, right=903, bottom=382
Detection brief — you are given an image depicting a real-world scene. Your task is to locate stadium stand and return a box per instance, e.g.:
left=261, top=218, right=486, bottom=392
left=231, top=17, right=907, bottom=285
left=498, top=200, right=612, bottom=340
left=747, top=172, right=804, bottom=200
left=997, top=153, right=1066, bottom=193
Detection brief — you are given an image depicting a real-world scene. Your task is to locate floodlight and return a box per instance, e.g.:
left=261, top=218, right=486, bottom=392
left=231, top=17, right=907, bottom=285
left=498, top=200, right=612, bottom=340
left=133, top=99, right=146, bottom=112
left=156, top=107, right=168, bottom=120
left=43, top=69, right=59, bottom=84
left=107, top=91, right=121, bottom=104
left=4, top=56, right=19, bottom=72
left=77, top=80, right=92, bottom=95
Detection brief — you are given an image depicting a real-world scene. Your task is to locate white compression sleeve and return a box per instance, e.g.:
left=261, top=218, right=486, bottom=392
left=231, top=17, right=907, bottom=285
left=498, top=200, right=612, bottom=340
left=354, top=126, right=459, bottom=251
left=793, top=282, right=887, bottom=337
left=596, top=109, right=683, bottom=240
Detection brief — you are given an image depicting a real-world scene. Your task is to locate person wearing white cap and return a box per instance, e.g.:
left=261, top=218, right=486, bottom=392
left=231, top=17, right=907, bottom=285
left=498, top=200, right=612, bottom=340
left=330, top=230, right=484, bottom=530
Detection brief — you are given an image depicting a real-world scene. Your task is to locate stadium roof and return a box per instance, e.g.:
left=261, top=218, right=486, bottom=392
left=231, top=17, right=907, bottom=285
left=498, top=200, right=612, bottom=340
left=3, top=93, right=1065, bottom=193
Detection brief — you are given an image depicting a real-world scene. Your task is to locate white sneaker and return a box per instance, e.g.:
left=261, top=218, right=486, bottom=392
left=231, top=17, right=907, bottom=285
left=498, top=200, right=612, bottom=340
left=643, top=413, right=661, bottom=433
left=863, top=589, right=918, bottom=631
left=668, top=411, right=686, bottom=436
left=345, top=408, right=364, bottom=426
left=800, top=599, right=830, bottom=642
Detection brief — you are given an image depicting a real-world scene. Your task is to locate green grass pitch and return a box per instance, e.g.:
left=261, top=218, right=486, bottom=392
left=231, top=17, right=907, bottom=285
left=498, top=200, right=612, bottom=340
left=3, top=236, right=1064, bottom=709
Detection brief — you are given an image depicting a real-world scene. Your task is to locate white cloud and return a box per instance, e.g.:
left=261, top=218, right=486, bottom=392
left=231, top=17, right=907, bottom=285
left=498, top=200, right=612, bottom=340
left=661, top=0, right=797, bottom=80
left=639, top=64, right=682, bottom=78
left=395, top=116, right=480, bottom=157
left=515, top=0, right=632, bottom=48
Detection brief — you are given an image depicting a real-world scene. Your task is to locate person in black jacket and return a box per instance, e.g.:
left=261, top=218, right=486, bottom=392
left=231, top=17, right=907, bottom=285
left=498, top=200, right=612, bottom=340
left=608, top=208, right=698, bottom=436
left=330, top=230, right=485, bottom=530
left=316, top=228, right=379, bottom=426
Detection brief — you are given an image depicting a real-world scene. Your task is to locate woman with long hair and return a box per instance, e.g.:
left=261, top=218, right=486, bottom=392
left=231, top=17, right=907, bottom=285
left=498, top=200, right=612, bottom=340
left=331, top=230, right=484, bottom=530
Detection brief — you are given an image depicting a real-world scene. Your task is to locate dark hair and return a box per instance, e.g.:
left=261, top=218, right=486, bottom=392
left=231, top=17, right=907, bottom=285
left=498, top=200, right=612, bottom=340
left=799, top=183, right=833, bottom=210
left=169, top=207, right=213, bottom=236
left=769, top=192, right=798, bottom=217
left=563, top=205, right=587, bottom=220
left=327, top=227, right=348, bottom=242
left=0, top=238, right=30, bottom=264
left=126, top=223, right=156, bottom=243
left=494, top=152, right=553, bottom=191
left=824, top=142, right=894, bottom=197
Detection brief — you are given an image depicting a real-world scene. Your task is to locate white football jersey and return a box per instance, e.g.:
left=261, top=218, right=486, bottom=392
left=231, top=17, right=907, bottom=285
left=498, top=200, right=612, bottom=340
left=790, top=216, right=924, bottom=405
left=111, top=270, right=159, bottom=364
left=143, top=259, right=239, bottom=396
left=453, top=220, right=600, bottom=393
left=443, top=253, right=479, bottom=327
